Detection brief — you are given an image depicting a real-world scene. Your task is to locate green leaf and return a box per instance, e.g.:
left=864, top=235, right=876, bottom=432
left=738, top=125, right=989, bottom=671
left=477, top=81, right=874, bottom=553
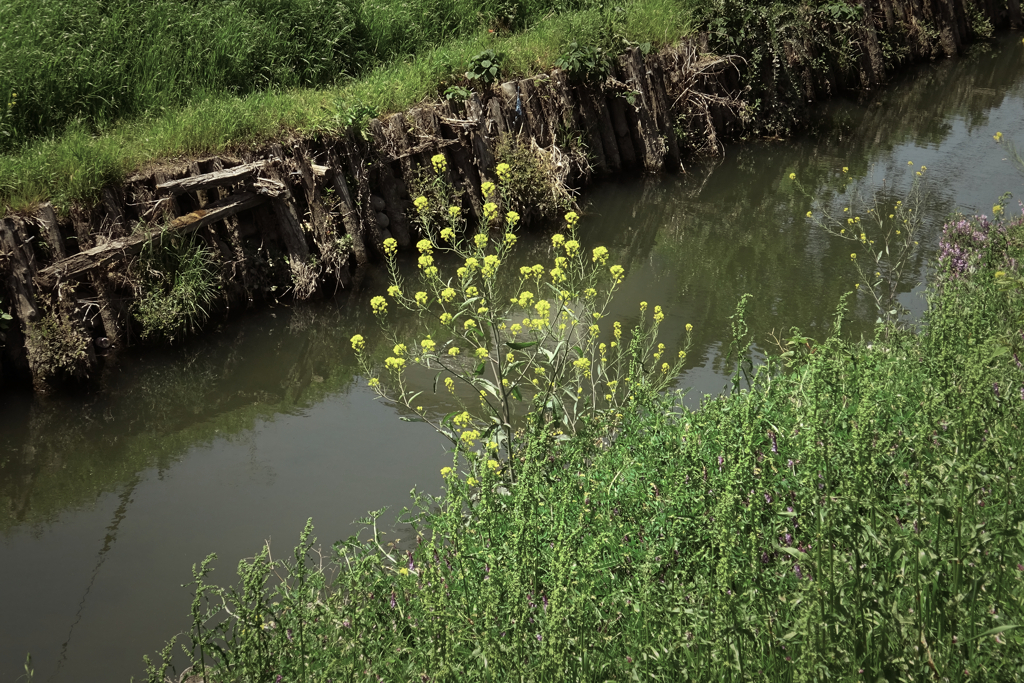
left=507, top=341, right=539, bottom=350
left=474, top=360, right=486, bottom=376
left=400, top=416, right=426, bottom=422
left=971, top=624, right=1019, bottom=640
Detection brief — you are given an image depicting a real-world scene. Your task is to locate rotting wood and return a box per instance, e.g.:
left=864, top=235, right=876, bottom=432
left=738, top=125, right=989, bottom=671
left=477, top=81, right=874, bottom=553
left=388, top=113, right=416, bottom=180
left=36, top=203, right=67, bottom=261
left=585, top=85, right=621, bottom=173
left=486, top=96, right=507, bottom=137
left=500, top=81, right=530, bottom=138
left=465, top=95, right=497, bottom=183
left=1, top=217, right=41, bottom=324
left=326, top=145, right=369, bottom=266
left=35, top=193, right=266, bottom=289
left=368, top=119, right=414, bottom=247
left=156, top=160, right=271, bottom=195
left=618, top=50, right=667, bottom=174
left=295, top=140, right=351, bottom=289
left=340, top=132, right=386, bottom=257
left=437, top=102, right=485, bottom=221
left=607, top=92, right=638, bottom=170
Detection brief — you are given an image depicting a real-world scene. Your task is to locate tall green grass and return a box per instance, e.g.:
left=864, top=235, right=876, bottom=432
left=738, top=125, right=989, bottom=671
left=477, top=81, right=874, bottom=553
left=0, top=0, right=693, bottom=213
left=145, top=210, right=1024, bottom=681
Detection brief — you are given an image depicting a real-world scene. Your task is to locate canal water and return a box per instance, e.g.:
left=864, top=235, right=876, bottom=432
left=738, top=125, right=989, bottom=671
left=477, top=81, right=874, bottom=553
left=2, top=32, right=1022, bottom=683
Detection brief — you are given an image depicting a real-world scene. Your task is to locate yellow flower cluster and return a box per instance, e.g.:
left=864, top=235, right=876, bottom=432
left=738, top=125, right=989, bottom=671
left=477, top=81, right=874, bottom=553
left=482, top=254, right=500, bottom=277
left=564, top=240, right=580, bottom=257
left=440, top=312, right=453, bottom=325
left=653, top=305, right=664, bottom=323
left=481, top=181, right=496, bottom=199
left=421, top=338, right=436, bottom=353
left=440, top=227, right=455, bottom=242
left=385, top=356, right=406, bottom=371
left=417, top=239, right=433, bottom=254
left=551, top=233, right=565, bottom=248
left=475, top=347, right=488, bottom=359
left=534, top=299, right=551, bottom=320
left=474, top=233, right=488, bottom=248
left=592, top=246, right=609, bottom=265
left=495, top=163, right=510, bottom=180
left=549, top=266, right=566, bottom=283
left=506, top=210, right=520, bottom=227
left=383, top=238, right=398, bottom=256
left=448, top=347, right=460, bottom=357
left=393, top=343, right=407, bottom=356
left=415, top=291, right=428, bottom=305
left=448, top=205, right=461, bottom=218
left=487, top=459, right=501, bottom=471
left=414, top=196, right=429, bottom=212
left=517, top=291, right=535, bottom=308
left=610, top=264, right=625, bottom=283
left=441, top=287, right=457, bottom=302
left=685, top=323, right=693, bottom=333
left=504, top=231, right=517, bottom=247
left=350, top=334, right=365, bottom=352
left=565, top=211, right=580, bottom=228
left=371, top=296, right=388, bottom=315
left=461, top=430, right=481, bottom=444
left=445, top=376, right=456, bottom=392
left=387, top=285, right=401, bottom=298
left=573, top=357, right=591, bottom=377
left=441, top=467, right=453, bottom=477
left=483, top=202, right=498, bottom=221
left=432, top=154, right=447, bottom=174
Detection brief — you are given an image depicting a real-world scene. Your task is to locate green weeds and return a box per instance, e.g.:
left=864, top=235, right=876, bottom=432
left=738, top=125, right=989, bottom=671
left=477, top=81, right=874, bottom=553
left=146, top=206, right=1024, bottom=681
left=0, top=0, right=694, bottom=213
left=129, top=233, right=221, bottom=342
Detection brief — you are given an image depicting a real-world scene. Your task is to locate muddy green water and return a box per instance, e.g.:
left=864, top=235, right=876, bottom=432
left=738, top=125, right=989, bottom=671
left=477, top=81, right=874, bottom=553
left=2, top=33, right=1023, bottom=682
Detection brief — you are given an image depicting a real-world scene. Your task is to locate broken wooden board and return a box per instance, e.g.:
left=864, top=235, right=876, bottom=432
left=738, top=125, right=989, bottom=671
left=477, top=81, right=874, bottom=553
left=35, top=192, right=266, bottom=289
left=155, top=160, right=275, bottom=196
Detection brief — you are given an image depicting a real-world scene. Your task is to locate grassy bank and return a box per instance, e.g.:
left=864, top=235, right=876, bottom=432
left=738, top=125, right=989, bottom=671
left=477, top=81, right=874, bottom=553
left=0, top=0, right=692, bottom=213
left=145, top=207, right=1024, bottom=682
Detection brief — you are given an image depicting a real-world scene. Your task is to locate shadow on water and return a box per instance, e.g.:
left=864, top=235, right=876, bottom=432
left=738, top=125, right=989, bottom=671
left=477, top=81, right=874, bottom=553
left=1, top=31, right=1022, bottom=683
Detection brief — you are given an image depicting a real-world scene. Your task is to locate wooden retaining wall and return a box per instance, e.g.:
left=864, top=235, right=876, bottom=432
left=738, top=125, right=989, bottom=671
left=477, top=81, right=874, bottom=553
left=0, top=0, right=1018, bottom=391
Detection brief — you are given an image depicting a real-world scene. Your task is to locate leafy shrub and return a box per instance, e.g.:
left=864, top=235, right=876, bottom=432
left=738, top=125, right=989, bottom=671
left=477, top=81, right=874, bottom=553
left=465, top=50, right=503, bottom=86
left=555, top=41, right=610, bottom=83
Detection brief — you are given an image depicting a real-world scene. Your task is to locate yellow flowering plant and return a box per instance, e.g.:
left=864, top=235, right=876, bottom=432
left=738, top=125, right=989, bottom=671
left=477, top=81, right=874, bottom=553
left=795, top=163, right=929, bottom=334
left=353, top=165, right=689, bottom=476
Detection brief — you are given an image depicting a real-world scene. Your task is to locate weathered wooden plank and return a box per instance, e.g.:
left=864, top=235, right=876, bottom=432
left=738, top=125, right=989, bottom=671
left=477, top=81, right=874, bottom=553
left=36, top=193, right=265, bottom=288
left=465, top=94, right=497, bottom=183
left=1, top=217, right=41, bottom=324
left=326, top=146, right=369, bottom=266
left=35, top=203, right=66, bottom=261
left=156, top=161, right=270, bottom=195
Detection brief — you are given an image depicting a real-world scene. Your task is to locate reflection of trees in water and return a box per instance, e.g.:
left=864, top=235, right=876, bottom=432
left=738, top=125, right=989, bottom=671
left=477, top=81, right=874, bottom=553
left=0, top=297, right=390, bottom=532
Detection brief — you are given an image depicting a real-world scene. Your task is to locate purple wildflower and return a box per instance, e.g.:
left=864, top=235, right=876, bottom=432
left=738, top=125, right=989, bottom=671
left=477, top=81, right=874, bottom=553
left=390, top=591, right=397, bottom=609
left=286, top=628, right=293, bottom=641
left=342, top=619, right=351, bottom=628
left=994, top=382, right=1000, bottom=398
left=765, top=492, right=773, bottom=504
left=536, top=633, right=543, bottom=642
left=793, top=564, right=803, bottom=579
left=769, top=431, right=778, bottom=453
left=718, top=455, right=725, bottom=471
